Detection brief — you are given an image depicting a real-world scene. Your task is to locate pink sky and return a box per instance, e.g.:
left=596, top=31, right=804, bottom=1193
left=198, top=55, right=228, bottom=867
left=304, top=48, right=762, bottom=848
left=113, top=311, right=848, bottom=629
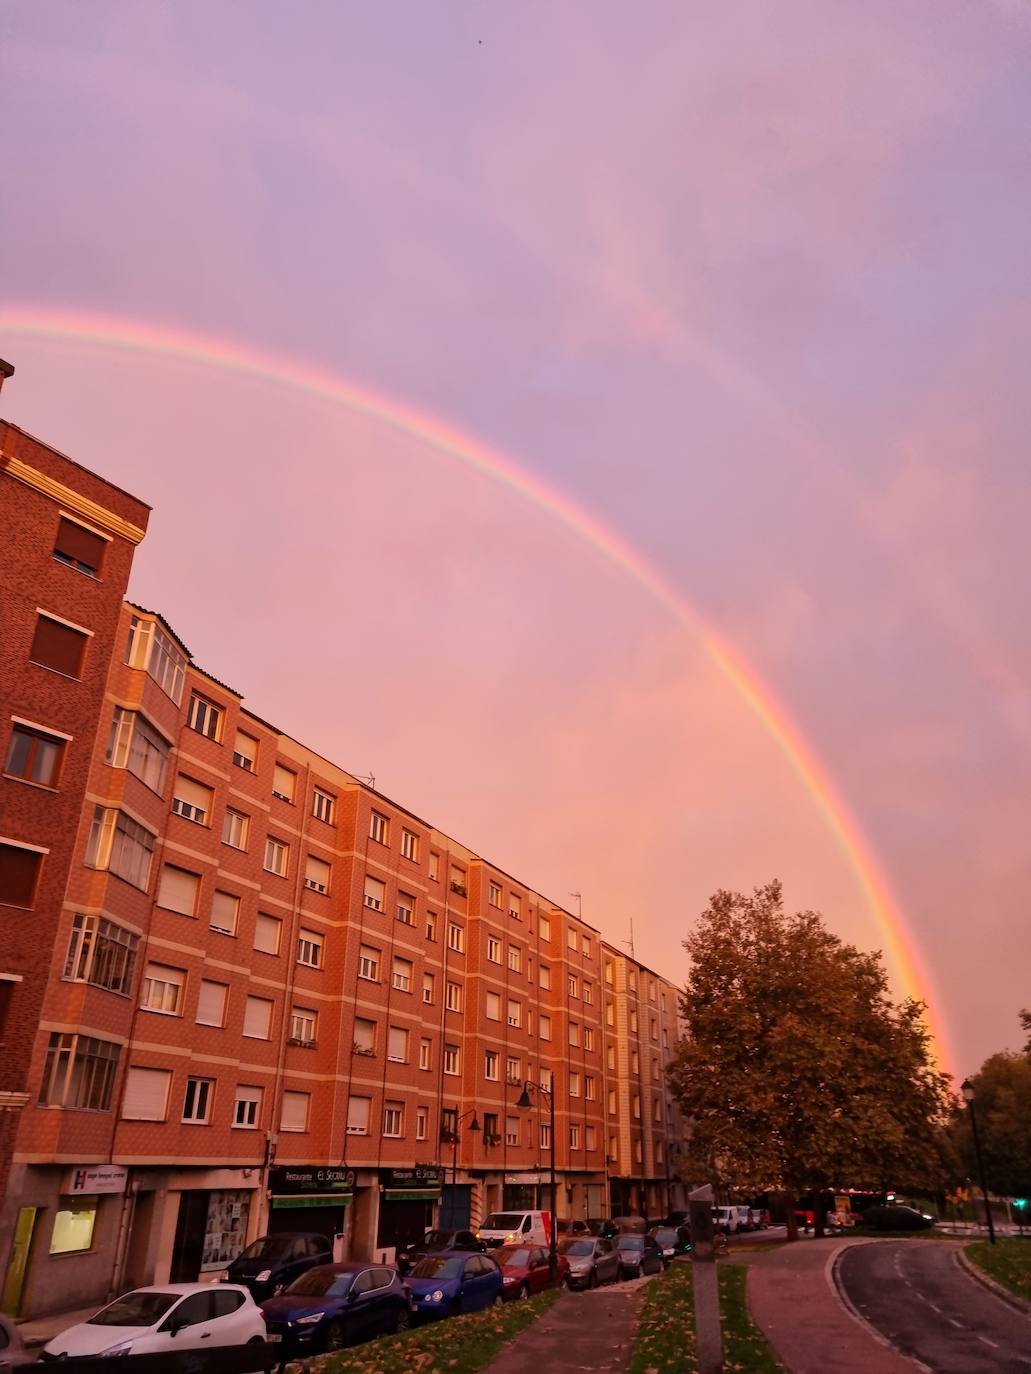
left=3, top=0, right=1031, bottom=1074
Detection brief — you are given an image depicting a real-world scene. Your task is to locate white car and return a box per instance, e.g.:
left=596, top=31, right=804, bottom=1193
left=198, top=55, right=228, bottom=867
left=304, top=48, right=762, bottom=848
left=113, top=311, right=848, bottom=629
left=42, top=1284, right=267, bottom=1358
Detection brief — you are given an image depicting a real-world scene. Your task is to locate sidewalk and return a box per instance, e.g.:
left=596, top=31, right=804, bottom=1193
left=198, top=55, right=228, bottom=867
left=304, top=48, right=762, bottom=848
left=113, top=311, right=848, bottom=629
left=483, top=1282, right=648, bottom=1374
left=15, top=1304, right=99, bottom=1349
left=739, top=1237, right=924, bottom=1374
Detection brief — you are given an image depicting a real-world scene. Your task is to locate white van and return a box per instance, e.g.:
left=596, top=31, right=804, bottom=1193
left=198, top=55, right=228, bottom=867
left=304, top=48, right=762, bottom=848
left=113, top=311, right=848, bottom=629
left=712, top=1206, right=739, bottom=1234
left=476, top=1210, right=552, bottom=1250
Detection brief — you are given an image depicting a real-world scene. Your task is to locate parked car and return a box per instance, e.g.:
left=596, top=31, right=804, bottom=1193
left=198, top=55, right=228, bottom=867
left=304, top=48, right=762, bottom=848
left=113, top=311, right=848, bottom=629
left=476, top=1210, right=551, bottom=1250
left=712, top=1206, right=740, bottom=1235
left=732, top=1206, right=753, bottom=1233
left=495, top=1244, right=570, bottom=1299
left=612, top=1215, right=648, bottom=1235
left=858, top=1205, right=935, bottom=1232
left=648, top=1225, right=691, bottom=1261
left=750, top=1209, right=770, bottom=1230
left=407, top=1252, right=503, bottom=1320
left=41, top=1285, right=267, bottom=1359
left=585, top=1217, right=617, bottom=1238
left=397, top=1228, right=485, bottom=1275
left=0, top=1313, right=34, bottom=1369
left=557, top=1236, right=621, bottom=1289
left=664, top=1210, right=690, bottom=1228
left=225, top=1232, right=333, bottom=1300
left=615, top=1234, right=664, bottom=1279
left=555, top=1218, right=591, bottom=1237
left=260, top=1262, right=411, bottom=1352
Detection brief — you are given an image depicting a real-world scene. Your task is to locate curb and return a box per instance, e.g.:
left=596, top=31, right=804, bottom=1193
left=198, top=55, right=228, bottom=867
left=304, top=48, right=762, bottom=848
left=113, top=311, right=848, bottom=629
left=828, top=1242, right=932, bottom=1374
left=955, top=1244, right=1031, bottom=1317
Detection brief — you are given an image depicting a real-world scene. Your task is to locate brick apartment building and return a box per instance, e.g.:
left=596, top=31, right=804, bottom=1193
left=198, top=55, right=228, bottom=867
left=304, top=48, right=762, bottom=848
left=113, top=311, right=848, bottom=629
left=0, top=406, right=689, bottom=1320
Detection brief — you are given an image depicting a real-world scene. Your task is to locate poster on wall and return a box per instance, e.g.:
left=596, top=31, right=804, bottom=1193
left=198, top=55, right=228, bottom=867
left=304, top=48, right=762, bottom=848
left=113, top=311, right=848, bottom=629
left=201, top=1190, right=251, bottom=1271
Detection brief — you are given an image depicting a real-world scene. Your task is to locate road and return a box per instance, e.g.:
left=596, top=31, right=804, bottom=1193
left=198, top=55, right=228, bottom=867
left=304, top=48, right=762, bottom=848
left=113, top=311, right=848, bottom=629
left=837, top=1240, right=1031, bottom=1373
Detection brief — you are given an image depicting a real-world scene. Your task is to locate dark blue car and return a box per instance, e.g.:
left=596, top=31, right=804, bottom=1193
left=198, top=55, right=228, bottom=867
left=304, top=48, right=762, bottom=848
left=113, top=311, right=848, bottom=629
left=406, top=1251, right=503, bottom=1320
left=260, top=1262, right=412, bottom=1351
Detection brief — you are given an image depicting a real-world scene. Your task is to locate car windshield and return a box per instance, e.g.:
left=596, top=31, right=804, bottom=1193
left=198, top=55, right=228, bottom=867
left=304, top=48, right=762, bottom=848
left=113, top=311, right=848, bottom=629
left=480, top=1213, right=523, bottom=1230
left=419, top=1231, right=455, bottom=1249
left=497, top=1247, right=532, bottom=1267
left=286, top=1269, right=353, bottom=1298
left=411, top=1256, right=464, bottom=1279
left=618, top=1237, right=645, bottom=1251
left=88, top=1293, right=180, bottom=1327
left=652, top=1230, right=676, bottom=1244
left=237, top=1236, right=293, bottom=1261
left=559, top=1239, right=594, bottom=1256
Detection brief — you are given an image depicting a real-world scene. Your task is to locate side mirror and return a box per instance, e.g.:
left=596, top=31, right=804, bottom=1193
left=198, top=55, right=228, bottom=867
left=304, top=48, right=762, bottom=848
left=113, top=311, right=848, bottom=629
left=346, top=1289, right=359, bottom=1303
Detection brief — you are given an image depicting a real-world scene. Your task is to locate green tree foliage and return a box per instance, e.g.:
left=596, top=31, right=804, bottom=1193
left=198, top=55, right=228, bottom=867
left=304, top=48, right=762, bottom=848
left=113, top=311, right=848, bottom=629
left=667, top=881, right=952, bottom=1216
left=951, top=1038, right=1031, bottom=1198
left=1020, top=1008, right=1031, bottom=1058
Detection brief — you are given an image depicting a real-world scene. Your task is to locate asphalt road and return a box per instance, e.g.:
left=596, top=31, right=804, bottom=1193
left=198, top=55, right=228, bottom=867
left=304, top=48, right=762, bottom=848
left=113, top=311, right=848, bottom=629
left=837, top=1240, right=1031, bottom=1373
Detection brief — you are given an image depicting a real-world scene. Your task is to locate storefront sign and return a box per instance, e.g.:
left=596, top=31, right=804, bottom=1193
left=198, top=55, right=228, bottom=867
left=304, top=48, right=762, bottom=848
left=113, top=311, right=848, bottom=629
left=61, top=1165, right=128, bottom=1196
left=380, top=1165, right=443, bottom=1191
left=504, top=1172, right=545, bottom=1185
left=268, top=1166, right=356, bottom=1196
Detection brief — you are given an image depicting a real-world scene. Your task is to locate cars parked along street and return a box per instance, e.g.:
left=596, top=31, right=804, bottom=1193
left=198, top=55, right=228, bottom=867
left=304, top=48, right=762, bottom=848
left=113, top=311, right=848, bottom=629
left=649, top=1225, right=692, bottom=1260
left=586, top=1217, right=617, bottom=1238
left=41, top=1285, right=267, bottom=1359
left=858, top=1205, right=935, bottom=1232
left=406, top=1252, right=503, bottom=1319
left=495, top=1244, right=570, bottom=1299
left=476, top=1211, right=551, bottom=1250
left=557, top=1236, right=621, bottom=1289
left=397, top=1228, right=485, bottom=1275
left=615, top=1234, right=664, bottom=1279
left=225, top=1232, right=333, bottom=1301
left=260, top=1262, right=411, bottom=1351
left=0, top=1314, right=33, bottom=1369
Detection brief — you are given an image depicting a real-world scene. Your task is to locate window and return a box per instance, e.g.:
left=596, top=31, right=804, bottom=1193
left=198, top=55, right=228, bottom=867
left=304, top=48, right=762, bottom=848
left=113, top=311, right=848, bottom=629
left=290, top=1007, right=318, bottom=1044
left=568, top=974, right=578, bottom=997
left=107, top=708, right=169, bottom=794
left=506, top=1055, right=521, bottom=1084
left=396, top=891, right=414, bottom=924
left=86, top=808, right=155, bottom=890
left=569, top=1124, right=582, bottom=1149
left=539, top=964, right=552, bottom=990
left=39, top=1033, right=119, bottom=1110
left=354, top=1017, right=376, bottom=1054
left=539, top=1122, right=551, bottom=1149
left=264, top=835, right=289, bottom=876
left=651, top=1018, right=659, bottom=1041
left=383, top=1101, right=404, bottom=1137
left=122, top=1066, right=171, bottom=1121
left=210, top=889, right=239, bottom=936
left=607, top=1045, right=616, bottom=1070
left=171, top=774, right=212, bottom=826
left=606, top=1001, right=615, bottom=1027
left=632, top=1050, right=640, bottom=1073
left=539, top=1013, right=552, bottom=1041
left=569, top=1071, right=581, bottom=1097
left=608, top=1089, right=617, bottom=1114
left=401, top=828, right=419, bottom=861
left=484, top=1050, right=499, bottom=1081
left=156, top=864, right=200, bottom=917
left=234, top=1085, right=262, bottom=1128
left=586, top=1074, right=597, bottom=1101
left=358, top=945, right=380, bottom=981
left=426, top=911, right=438, bottom=941
left=50, top=1202, right=97, bottom=1255
left=419, top=1036, right=432, bottom=1070
left=633, top=1094, right=641, bottom=1120
left=443, top=1043, right=460, bottom=1076
left=655, top=1139, right=664, bottom=1164
left=0, top=838, right=43, bottom=908
left=187, top=693, right=224, bottom=742
left=586, top=1124, right=597, bottom=1151
left=297, top=928, right=323, bottom=967
left=567, top=926, right=579, bottom=951
left=141, top=962, right=184, bottom=1014
left=272, top=764, right=296, bottom=802
left=507, top=999, right=522, bottom=1028
left=583, top=982, right=593, bottom=1005
left=582, top=936, right=592, bottom=958
left=392, top=956, right=412, bottom=992
left=281, top=1091, right=310, bottom=1133
left=222, top=808, right=249, bottom=849
left=346, top=1095, right=370, bottom=1135
left=539, top=1067, right=553, bottom=1092
left=634, top=1140, right=643, bottom=1164
left=182, top=1077, right=214, bottom=1123
left=652, top=1057, right=660, bottom=1081
left=539, top=914, right=551, bottom=942
left=447, top=922, right=465, bottom=953
left=485, top=991, right=501, bottom=1021
left=126, top=616, right=186, bottom=703
left=506, top=1116, right=520, bottom=1146
left=630, top=1009, right=638, bottom=1033
left=487, top=936, right=501, bottom=963
left=609, top=1134, right=618, bottom=1159
left=449, top=866, right=467, bottom=896
left=30, top=612, right=90, bottom=678
left=363, top=875, right=385, bottom=910
left=569, top=1022, right=580, bottom=1047
left=488, top=880, right=503, bottom=908
left=54, top=515, right=107, bottom=575
left=5, top=721, right=66, bottom=788
left=304, top=855, right=330, bottom=894
left=584, top=1027, right=595, bottom=1051
left=421, top=971, right=435, bottom=1003
left=196, top=980, right=228, bottom=1027
left=416, top=1105, right=428, bottom=1140
left=445, top=980, right=462, bottom=1012
left=64, top=914, right=138, bottom=993
left=369, top=811, right=389, bottom=844
left=312, top=787, right=335, bottom=824
left=654, top=1097, right=663, bottom=1123
left=233, top=730, right=257, bottom=772
left=428, top=851, right=440, bottom=880
left=254, top=913, right=282, bottom=955
left=604, top=959, right=614, bottom=985
left=509, top=894, right=522, bottom=920
left=508, top=946, right=522, bottom=973
left=243, top=996, right=273, bottom=1040
left=387, top=1026, right=409, bottom=1062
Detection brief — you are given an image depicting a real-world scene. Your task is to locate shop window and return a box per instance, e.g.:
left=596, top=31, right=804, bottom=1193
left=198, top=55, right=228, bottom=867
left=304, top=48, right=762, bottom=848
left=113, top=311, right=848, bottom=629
left=50, top=1199, right=98, bottom=1254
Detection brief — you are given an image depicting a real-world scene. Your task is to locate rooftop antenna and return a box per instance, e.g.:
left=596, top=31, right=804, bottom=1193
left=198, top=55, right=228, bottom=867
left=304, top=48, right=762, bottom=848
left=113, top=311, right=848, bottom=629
left=569, top=891, right=582, bottom=920
left=621, top=917, right=636, bottom=961
left=357, top=772, right=376, bottom=791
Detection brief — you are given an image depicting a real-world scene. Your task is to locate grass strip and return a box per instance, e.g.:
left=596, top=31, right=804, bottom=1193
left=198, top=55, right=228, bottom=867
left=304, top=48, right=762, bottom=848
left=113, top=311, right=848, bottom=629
left=966, top=1237, right=1031, bottom=1303
left=718, top=1264, right=785, bottom=1373
left=628, top=1261, right=697, bottom=1374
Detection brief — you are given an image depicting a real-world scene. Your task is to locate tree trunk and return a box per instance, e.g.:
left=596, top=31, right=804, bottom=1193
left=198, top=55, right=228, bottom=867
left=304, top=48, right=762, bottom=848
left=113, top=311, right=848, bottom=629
left=785, top=1190, right=799, bottom=1242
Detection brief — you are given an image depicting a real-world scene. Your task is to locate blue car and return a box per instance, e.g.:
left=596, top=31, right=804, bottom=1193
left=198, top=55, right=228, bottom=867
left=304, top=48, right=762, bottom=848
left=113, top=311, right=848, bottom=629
left=406, top=1251, right=503, bottom=1320
left=260, top=1262, right=412, bottom=1352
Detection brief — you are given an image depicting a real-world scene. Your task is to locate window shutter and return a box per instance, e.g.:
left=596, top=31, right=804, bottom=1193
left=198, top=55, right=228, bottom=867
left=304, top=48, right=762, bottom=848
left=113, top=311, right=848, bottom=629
left=197, top=981, right=227, bottom=1026
left=55, top=517, right=107, bottom=572
left=30, top=615, right=88, bottom=677
left=157, top=865, right=199, bottom=916
left=173, top=775, right=212, bottom=811
left=363, top=875, right=385, bottom=909
left=0, top=843, right=43, bottom=907
left=210, top=890, right=239, bottom=934
left=281, top=1091, right=309, bottom=1131
left=122, top=1067, right=171, bottom=1120
left=272, top=764, right=295, bottom=800
left=243, top=996, right=272, bottom=1039
left=346, top=1096, right=370, bottom=1133
left=305, top=856, right=330, bottom=892
left=254, top=914, right=281, bottom=954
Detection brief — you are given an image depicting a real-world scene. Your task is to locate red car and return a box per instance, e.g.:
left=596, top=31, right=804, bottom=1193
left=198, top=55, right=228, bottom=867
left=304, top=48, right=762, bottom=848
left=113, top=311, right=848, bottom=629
left=495, top=1243, right=569, bottom=1300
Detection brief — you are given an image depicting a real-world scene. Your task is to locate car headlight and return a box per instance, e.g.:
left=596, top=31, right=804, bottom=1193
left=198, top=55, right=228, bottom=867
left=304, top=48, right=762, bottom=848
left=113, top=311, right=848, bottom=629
left=255, top=1270, right=272, bottom=1283
left=429, top=1289, right=445, bottom=1303
left=100, top=1342, right=134, bottom=1357
left=295, top=1313, right=324, bottom=1326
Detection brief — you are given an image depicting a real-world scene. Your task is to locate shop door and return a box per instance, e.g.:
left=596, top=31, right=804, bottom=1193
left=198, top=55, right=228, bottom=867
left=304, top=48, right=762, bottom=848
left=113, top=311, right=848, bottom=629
left=170, top=1191, right=209, bottom=1282
left=0, top=1207, right=38, bottom=1316
left=377, top=1198, right=434, bottom=1252
left=439, top=1185, right=471, bottom=1228
left=267, top=1205, right=341, bottom=1247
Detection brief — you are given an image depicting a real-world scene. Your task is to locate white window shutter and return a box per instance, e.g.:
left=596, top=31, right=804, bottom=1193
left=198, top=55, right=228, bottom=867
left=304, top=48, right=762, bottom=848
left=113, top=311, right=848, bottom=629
left=122, top=1067, right=171, bottom=1120
left=244, top=996, right=272, bottom=1039
left=197, top=981, right=227, bottom=1026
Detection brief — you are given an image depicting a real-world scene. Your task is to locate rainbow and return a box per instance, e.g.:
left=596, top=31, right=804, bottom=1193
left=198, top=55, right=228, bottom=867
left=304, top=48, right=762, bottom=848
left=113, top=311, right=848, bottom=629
left=0, top=304, right=953, bottom=1071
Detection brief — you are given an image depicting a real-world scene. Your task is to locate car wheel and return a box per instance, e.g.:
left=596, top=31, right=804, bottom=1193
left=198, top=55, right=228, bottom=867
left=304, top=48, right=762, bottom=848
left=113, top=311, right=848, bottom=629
left=325, top=1320, right=348, bottom=1351
left=492, top=1294, right=504, bottom=1308
left=588, top=1268, right=598, bottom=1289
left=247, top=1336, right=266, bottom=1344
left=518, top=1283, right=530, bottom=1301
left=394, top=1307, right=411, bottom=1334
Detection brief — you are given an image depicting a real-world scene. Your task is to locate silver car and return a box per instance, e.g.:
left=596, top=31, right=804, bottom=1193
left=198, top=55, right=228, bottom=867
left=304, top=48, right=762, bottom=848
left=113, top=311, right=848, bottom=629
left=557, top=1236, right=621, bottom=1289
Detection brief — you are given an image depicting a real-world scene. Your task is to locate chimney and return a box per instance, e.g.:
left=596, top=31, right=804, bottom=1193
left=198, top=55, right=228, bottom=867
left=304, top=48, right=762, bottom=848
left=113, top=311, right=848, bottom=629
left=0, top=358, right=14, bottom=394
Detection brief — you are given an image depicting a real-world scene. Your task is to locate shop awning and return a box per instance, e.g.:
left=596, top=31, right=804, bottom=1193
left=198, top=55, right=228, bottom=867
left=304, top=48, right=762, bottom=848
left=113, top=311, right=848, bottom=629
left=383, top=1188, right=440, bottom=1201
left=271, top=1194, right=352, bottom=1209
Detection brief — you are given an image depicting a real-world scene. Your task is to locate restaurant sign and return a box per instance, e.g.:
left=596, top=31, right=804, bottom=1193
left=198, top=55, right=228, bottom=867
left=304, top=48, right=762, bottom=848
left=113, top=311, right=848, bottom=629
left=268, top=1166, right=356, bottom=1196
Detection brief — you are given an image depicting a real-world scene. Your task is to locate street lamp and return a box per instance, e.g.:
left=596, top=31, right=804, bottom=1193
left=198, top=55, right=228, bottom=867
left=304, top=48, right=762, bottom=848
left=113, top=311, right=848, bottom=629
left=960, top=1078, right=995, bottom=1246
left=441, top=1108, right=480, bottom=1227
left=516, top=1080, right=558, bottom=1285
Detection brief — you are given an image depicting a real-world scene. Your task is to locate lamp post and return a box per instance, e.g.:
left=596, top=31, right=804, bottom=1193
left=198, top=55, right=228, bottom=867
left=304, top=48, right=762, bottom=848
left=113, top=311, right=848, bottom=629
left=960, top=1078, right=995, bottom=1245
left=441, top=1108, right=479, bottom=1227
left=516, top=1080, right=558, bottom=1285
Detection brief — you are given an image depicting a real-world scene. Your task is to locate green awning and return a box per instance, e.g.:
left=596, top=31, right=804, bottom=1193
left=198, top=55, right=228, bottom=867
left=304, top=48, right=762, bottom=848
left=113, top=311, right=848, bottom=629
left=384, top=1188, right=440, bottom=1201
left=271, top=1194, right=352, bottom=1209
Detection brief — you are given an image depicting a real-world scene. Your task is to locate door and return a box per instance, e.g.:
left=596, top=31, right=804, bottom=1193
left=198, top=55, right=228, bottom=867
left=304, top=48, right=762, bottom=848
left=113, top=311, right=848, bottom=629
left=598, top=1239, right=619, bottom=1282
left=156, top=1290, right=221, bottom=1350
left=170, top=1192, right=209, bottom=1282
left=0, top=1207, right=37, bottom=1316
left=347, top=1269, right=378, bottom=1342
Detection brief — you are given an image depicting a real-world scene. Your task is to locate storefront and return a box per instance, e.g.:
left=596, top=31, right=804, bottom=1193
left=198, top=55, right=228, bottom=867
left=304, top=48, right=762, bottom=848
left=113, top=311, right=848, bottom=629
left=376, top=1166, right=443, bottom=1256
left=266, top=1166, right=354, bottom=1250
left=503, top=1171, right=547, bottom=1212
left=169, top=1185, right=252, bottom=1282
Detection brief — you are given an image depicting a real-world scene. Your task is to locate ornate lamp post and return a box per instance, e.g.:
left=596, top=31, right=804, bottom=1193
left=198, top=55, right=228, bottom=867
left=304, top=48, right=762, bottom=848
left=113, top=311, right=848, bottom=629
left=516, top=1080, right=558, bottom=1284
left=441, top=1108, right=480, bottom=1227
left=960, top=1078, right=995, bottom=1245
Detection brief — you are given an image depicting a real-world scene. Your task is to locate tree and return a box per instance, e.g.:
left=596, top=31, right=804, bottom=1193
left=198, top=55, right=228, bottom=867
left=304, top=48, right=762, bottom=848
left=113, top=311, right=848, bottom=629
left=667, top=881, right=953, bottom=1239
left=950, top=1018, right=1031, bottom=1199
left=1020, top=1008, right=1031, bottom=1058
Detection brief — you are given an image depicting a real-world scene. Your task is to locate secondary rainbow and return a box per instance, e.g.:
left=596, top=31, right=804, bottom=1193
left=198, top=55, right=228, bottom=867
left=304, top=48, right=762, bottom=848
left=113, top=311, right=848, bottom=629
left=0, top=304, right=954, bottom=1071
